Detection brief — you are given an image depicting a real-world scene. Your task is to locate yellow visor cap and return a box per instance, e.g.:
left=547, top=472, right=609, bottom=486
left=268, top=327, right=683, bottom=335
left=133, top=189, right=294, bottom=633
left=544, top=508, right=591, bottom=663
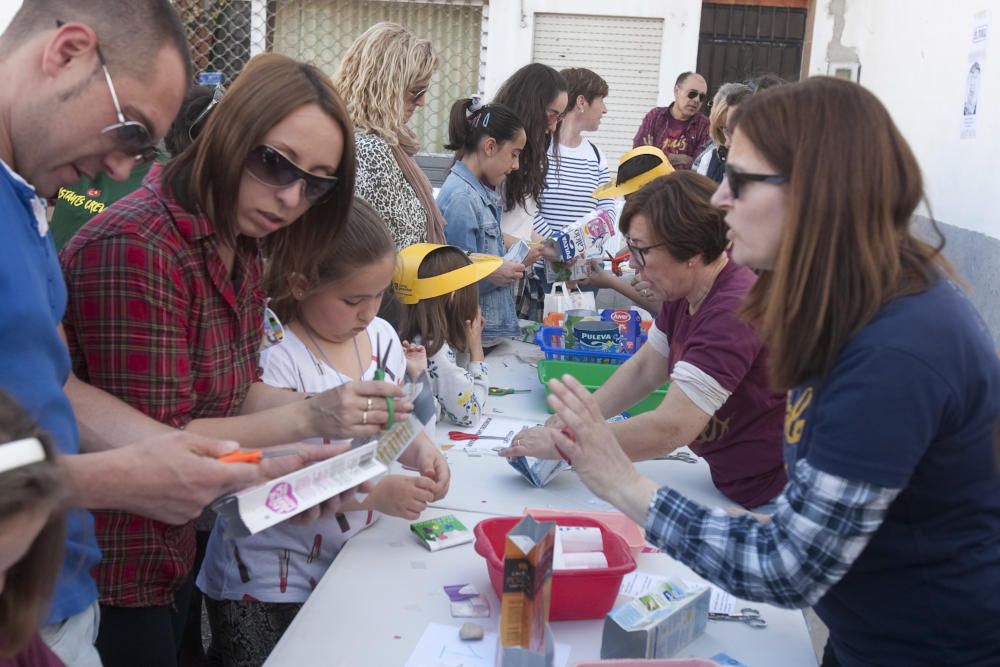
left=593, top=146, right=675, bottom=199
left=392, top=243, right=503, bottom=304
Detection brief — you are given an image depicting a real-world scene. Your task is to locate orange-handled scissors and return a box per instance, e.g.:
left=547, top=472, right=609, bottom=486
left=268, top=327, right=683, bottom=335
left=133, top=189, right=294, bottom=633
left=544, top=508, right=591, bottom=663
left=605, top=249, right=632, bottom=276
left=448, top=431, right=509, bottom=442
left=217, top=449, right=300, bottom=464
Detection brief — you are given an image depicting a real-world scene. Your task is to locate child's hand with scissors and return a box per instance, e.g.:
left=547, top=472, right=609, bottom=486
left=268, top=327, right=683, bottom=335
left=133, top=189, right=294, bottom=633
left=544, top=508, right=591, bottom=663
left=401, top=340, right=428, bottom=380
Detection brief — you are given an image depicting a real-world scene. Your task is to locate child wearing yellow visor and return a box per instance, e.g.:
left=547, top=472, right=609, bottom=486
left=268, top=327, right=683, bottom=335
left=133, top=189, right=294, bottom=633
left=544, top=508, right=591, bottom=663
left=394, top=244, right=503, bottom=427
left=578, top=146, right=674, bottom=312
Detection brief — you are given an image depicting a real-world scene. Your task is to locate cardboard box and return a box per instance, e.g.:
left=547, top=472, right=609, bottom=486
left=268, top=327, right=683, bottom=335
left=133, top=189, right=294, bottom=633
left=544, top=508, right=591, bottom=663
left=600, top=583, right=709, bottom=660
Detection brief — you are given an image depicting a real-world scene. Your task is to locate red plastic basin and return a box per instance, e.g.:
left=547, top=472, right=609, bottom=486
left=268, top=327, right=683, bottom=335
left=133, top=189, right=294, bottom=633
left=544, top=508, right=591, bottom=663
left=473, top=514, right=637, bottom=621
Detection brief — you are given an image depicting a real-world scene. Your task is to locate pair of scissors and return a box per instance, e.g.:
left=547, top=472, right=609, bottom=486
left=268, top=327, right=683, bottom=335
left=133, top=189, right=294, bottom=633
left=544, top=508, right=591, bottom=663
left=488, top=387, right=532, bottom=396
left=605, top=249, right=631, bottom=276
left=448, top=431, right=509, bottom=442
left=217, top=448, right=300, bottom=464
left=374, top=334, right=394, bottom=428
left=659, top=451, right=697, bottom=464
left=708, top=607, right=767, bottom=628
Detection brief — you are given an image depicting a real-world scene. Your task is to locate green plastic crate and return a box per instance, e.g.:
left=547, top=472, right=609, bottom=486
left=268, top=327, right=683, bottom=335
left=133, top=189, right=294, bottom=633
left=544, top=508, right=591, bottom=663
left=536, top=359, right=669, bottom=415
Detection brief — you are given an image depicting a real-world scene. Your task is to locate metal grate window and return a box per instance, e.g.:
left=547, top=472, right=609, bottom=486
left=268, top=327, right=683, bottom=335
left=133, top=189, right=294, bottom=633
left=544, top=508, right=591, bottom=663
left=696, top=3, right=807, bottom=98
left=173, top=0, right=486, bottom=157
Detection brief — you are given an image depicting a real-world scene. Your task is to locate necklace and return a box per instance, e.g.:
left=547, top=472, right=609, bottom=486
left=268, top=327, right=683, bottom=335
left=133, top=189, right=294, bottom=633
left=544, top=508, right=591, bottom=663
left=300, top=321, right=366, bottom=384
left=687, top=253, right=729, bottom=315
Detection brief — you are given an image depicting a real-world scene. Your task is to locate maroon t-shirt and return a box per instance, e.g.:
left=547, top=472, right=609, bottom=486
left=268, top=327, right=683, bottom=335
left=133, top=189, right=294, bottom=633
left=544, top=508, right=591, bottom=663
left=0, top=635, right=65, bottom=667
left=653, top=260, right=786, bottom=507
left=632, top=104, right=711, bottom=170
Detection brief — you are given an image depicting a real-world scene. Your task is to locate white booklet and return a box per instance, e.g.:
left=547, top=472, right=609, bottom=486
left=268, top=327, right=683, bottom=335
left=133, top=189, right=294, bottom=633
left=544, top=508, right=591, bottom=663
left=214, top=373, right=437, bottom=537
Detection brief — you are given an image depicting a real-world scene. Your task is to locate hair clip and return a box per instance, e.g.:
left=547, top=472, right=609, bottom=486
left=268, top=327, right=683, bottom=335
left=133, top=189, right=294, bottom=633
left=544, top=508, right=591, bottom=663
left=469, top=95, right=485, bottom=113
left=0, top=438, right=45, bottom=475
left=482, top=112, right=491, bottom=128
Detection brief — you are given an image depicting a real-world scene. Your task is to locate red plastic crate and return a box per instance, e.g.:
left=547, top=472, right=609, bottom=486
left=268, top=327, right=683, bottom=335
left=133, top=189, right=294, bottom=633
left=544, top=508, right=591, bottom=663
left=473, top=515, right=637, bottom=621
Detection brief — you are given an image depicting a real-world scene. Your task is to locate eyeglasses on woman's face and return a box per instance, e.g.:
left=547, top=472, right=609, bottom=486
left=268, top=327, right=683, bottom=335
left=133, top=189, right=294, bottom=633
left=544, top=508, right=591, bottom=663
left=408, top=86, right=429, bottom=104
left=545, top=107, right=567, bottom=123
left=723, top=164, right=787, bottom=200
left=625, top=239, right=670, bottom=269
left=245, top=145, right=339, bottom=202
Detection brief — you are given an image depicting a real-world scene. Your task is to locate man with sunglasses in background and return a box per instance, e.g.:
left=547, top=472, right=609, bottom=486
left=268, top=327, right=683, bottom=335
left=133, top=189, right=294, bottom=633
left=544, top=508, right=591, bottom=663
left=634, top=71, right=711, bottom=170
left=0, top=3, right=310, bottom=665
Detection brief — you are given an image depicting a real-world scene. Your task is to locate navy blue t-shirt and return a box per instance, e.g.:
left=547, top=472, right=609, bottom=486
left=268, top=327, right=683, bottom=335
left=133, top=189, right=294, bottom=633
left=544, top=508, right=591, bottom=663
left=784, top=279, right=1000, bottom=666
left=0, top=162, right=100, bottom=623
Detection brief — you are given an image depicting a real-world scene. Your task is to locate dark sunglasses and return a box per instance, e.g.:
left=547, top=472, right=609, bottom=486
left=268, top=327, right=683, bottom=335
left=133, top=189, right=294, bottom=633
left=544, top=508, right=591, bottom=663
left=686, top=89, right=708, bottom=103
left=625, top=239, right=669, bottom=269
left=724, top=164, right=787, bottom=199
left=65, top=21, right=157, bottom=165
left=245, top=145, right=339, bottom=202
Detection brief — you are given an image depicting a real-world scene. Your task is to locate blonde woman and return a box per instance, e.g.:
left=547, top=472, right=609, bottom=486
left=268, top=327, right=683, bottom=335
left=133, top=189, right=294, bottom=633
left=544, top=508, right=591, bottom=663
left=333, top=22, right=446, bottom=249
left=692, top=82, right=751, bottom=183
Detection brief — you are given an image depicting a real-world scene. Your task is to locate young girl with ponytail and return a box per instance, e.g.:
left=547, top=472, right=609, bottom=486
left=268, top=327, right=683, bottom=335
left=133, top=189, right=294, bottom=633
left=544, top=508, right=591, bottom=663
left=438, top=98, right=526, bottom=340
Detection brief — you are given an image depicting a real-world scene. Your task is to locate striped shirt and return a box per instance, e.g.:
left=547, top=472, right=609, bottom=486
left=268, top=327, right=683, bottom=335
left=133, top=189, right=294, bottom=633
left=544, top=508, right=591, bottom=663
left=532, top=140, right=616, bottom=239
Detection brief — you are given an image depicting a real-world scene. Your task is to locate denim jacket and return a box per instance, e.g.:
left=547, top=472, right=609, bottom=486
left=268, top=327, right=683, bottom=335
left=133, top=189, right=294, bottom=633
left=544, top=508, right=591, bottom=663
left=439, top=161, right=519, bottom=338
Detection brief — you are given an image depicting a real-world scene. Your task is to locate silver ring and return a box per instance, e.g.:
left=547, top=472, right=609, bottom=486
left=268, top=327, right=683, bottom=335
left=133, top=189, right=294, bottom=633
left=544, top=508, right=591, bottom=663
left=366, top=398, right=373, bottom=411
left=362, top=410, right=368, bottom=425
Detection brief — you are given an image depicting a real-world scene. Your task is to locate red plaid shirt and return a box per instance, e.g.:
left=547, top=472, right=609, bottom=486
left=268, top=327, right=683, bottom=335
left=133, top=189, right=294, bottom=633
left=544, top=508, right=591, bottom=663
left=61, top=177, right=265, bottom=607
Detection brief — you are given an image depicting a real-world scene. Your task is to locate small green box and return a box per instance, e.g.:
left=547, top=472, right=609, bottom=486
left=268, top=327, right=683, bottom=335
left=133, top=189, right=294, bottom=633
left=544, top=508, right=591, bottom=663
left=536, top=359, right=669, bottom=415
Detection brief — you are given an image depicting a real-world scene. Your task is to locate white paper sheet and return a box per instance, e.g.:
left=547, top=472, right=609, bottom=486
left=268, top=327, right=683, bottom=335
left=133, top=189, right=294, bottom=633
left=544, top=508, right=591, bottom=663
left=404, top=623, right=570, bottom=667
left=449, top=416, right=542, bottom=455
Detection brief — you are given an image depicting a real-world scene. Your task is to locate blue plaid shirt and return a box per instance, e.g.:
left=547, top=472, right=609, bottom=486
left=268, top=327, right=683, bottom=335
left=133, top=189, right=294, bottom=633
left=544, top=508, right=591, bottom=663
left=645, top=458, right=899, bottom=608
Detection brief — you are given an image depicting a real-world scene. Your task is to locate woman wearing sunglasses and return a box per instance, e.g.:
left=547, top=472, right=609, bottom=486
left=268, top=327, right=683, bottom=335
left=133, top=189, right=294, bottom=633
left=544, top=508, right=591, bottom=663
left=634, top=71, right=711, bottom=170
left=333, top=22, right=445, bottom=251
left=504, top=171, right=786, bottom=511
left=544, top=78, right=1000, bottom=667
left=59, top=54, right=410, bottom=667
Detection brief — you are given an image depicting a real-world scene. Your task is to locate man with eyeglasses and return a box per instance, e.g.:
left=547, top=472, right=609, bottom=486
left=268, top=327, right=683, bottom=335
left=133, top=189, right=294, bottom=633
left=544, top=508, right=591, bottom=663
left=633, top=71, right=711, bottom=170
left=0, top=3, right=305, bottom=665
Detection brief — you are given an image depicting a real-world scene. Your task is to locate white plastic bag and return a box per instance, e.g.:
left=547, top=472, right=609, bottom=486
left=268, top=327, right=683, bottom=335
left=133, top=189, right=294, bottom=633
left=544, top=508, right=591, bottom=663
left=543, top=282, right=596, bottom=317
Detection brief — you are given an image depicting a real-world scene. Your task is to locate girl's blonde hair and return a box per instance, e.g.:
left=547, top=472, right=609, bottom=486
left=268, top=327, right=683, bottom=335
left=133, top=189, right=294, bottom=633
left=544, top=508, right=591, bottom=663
left=0, top=392, right=65, bottom=657
left=397, top=247, right=480, bottom=358
left=333, top=22, right=439, bottom=144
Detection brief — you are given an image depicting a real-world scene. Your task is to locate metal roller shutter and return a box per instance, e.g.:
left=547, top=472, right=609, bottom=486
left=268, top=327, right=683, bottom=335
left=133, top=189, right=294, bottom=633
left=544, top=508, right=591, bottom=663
left=533, top=13, right=664, bottom=171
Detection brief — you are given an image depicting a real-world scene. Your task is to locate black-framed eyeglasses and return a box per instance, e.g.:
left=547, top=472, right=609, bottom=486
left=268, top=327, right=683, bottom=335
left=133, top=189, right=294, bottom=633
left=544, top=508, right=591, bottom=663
left=723, top=164, right=787, bottom=200
left=188, top=84, right=226, bottom=142
left=245, top=145, right=339, bottom=202
left=686, top=89, right=708, bottom=103
left=625, top=239, right=670, bottom=269
left=56, top=20, right=158, bottom=165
